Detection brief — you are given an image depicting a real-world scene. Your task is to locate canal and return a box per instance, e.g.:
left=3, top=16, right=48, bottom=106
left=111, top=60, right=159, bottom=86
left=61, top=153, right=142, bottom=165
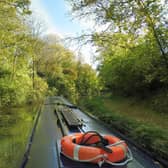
left=0, top=105, right=39, bottom=168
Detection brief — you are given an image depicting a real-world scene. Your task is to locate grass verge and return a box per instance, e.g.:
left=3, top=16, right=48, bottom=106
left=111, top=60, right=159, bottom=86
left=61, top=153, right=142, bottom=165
left=78, top=96, right=168, bottom=166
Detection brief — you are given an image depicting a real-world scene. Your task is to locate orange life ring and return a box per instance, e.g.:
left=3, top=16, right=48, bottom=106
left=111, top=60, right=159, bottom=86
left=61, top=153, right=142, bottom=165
left=61, top=132, right=129, bottom=166
left=103, top=135, right=127, bottom=163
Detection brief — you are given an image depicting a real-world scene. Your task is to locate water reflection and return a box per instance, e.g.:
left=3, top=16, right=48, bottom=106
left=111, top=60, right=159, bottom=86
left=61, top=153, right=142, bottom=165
left=0, top=106, right=38, bottom=168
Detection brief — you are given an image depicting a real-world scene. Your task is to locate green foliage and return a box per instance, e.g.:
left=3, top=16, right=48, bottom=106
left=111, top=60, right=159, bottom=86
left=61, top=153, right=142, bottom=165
left=26, top=76, right=48, bottom=104
left=150, top=90, right=168, bottom=113
left=93, top=32, right=168, bottom=113
left=0, top=0, right=101, bottom=106
left=0, top=1, right=47, bottom=106
left=92, top=32, right=168, bottom=107
left=36, top=40, right=78, bottom=103
left=68, top=0, right=168, bottom=110
left=76, top=63, right=100, bottom=98
left=35, top=36, right=101, bottom=103
left=0, top=0, right=31, bottom=15
left=69, top=0, right=168, bottom=63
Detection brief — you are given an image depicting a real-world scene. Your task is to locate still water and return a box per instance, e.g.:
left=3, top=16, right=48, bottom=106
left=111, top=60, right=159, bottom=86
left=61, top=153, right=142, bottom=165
left=0, top=105, right=38, bottom=168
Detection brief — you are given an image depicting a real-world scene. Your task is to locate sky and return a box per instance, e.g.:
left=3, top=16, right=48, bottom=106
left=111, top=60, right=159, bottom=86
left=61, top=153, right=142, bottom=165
left=30, top=0, right=95, bottom=65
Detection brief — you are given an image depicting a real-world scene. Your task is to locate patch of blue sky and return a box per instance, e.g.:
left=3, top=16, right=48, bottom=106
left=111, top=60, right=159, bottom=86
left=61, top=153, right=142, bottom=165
left=31, top=0, right=83, bottom=36
left=30, top=0, right=97, bottom=66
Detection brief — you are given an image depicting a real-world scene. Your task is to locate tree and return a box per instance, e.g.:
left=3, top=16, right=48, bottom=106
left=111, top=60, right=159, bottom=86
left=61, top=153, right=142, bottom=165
left=0, top=0, right=101, bottom=106
left=94, top=31, right=167, bottom=97
left=0, top=0, right=31, bottom=14
left=76, top=62, right=100, bottom=98
left=0, top=1, right=48, bottom=106
left=24, top=14, right=46, bottom=89
left=68, top=0, right=168, bottom=67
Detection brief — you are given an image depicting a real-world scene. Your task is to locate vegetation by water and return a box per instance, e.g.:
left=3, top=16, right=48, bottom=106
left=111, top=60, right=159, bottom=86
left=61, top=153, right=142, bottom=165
left=68, top=0, right=168, bottom=113
left=0, top=0, right=100, bottom=108
left=0, top=0, right=168, bottom=167
left=1, top=1, right=167, bottom=111
left=0, top=105, right=37, bottom=168
left=79, top=96, right=168, bottom=163
left=103, top=95, right=168, bottom=129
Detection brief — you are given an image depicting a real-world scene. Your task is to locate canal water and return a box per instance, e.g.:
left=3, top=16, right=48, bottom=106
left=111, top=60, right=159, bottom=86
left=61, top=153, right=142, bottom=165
left=0, top=105, right=38, bottom=168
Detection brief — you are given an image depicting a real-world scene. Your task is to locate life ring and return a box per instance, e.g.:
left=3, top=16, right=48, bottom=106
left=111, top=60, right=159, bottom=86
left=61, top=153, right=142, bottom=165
left=61, top=131, right=132, bottom=167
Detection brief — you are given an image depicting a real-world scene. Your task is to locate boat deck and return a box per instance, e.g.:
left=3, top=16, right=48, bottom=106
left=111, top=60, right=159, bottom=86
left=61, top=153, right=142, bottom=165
left=24, top=96, right=162, bottom=168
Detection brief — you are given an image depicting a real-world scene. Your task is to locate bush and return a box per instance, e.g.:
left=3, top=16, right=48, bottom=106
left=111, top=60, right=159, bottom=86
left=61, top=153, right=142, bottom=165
left=26, top=77, right=48, bottom=104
